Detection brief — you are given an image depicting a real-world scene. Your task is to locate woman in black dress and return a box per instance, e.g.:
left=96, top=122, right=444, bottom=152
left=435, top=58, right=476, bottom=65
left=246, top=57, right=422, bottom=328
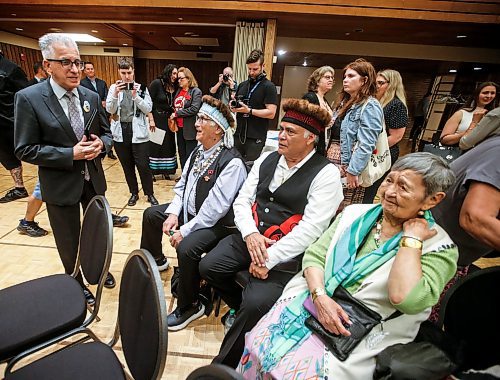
left=148, top=64, right=178, bottom=179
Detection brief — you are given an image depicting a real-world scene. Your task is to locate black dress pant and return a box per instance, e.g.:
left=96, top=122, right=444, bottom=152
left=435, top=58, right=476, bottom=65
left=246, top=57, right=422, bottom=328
left=234, top=135, right=265, bottom=162
left=176, top=130, right=197, bottom=169
left=140, top=203, right=171, bottom=261
left=199, top=233, right=295, bottom=368
left=114, top=122, right=154, bottom=196
left=46, top=180, right=96, bottom=286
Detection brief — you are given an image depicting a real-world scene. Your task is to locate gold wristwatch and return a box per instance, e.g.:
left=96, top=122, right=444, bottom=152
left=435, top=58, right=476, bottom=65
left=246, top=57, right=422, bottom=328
left=400, top=236, right=423, bottom=250
left=311, top=287, right=326, bottom=303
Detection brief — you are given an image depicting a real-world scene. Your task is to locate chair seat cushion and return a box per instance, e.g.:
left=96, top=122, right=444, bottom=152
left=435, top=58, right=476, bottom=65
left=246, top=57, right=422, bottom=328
left=0, top=274, right=87, bottom=361
left=6, top=341, right=125, bottom=380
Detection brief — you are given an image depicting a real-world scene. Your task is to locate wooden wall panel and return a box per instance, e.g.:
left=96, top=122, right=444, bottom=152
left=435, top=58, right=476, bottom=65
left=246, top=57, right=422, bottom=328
left=79, top=54, right=123, bottom=88
left=0, top=42, right=42, bottom=80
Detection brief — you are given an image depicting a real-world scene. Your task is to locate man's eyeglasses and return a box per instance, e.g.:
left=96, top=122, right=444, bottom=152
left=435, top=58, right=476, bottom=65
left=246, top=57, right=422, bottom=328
left=376, top=80, right=389, bottom=86
left=196, top=115, right=213, bottom=124
left=47, top=59, right=85, bottom=70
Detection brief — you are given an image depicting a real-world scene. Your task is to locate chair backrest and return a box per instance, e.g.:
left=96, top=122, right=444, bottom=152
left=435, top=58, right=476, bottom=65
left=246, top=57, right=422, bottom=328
left=186, top=364, right=245, bottom=380
left=76, top=195, right=113, bottom=287
left=118, top=249, right=168, bottom=380
left=437, top=266, right=500, bottom=370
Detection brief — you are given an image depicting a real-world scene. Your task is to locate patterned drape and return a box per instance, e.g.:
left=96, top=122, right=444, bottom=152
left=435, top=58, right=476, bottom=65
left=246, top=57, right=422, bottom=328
left=232, top=21, right=265, bottom=83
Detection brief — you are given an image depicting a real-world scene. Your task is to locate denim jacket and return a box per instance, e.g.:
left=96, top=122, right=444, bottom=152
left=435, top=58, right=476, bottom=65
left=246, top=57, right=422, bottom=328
left=340, top=96, right=384, bottom=176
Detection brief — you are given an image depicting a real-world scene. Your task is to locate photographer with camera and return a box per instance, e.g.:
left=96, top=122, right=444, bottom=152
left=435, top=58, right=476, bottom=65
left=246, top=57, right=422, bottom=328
left=106, top=57, right=158, bottom=207
left=209, top=67, right=237, bottom=106
left=231, top=49, right=278, bottom=161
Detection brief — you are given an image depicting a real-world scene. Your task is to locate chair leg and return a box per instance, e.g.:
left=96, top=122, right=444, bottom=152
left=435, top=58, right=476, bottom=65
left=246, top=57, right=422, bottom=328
left=214, top=292, right=222, bottom=317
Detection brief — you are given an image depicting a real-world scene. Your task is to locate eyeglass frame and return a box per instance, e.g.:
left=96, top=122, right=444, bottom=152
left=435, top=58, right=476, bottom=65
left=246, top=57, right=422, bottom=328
left=376, top=80, right=389, bottom=86
left=195, top=115, right=215, bottom=124
left=177, top=76, right=187, bottom=81
left=47, top=58, right=85, bottom=70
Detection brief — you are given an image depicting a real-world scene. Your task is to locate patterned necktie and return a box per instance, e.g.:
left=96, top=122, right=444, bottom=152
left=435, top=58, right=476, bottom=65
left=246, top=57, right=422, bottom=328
left=65, top=91, right=84, bottom=140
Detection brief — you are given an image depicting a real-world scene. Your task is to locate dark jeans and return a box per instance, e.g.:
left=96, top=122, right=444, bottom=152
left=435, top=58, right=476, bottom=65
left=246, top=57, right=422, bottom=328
left=176, top=130, right=197, bottom=169
left=234, top=135, right=265, bottom=162
left=199, top=233, right=295, bottom=368
left=114, top=122, right=154, bottom=196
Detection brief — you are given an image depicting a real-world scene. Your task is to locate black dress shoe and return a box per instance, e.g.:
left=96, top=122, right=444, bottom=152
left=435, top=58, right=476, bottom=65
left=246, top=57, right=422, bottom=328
left=104, top=272, right=116, bottom=289
left=112, top=214, right=129, bottom=227
left=147, top=194, right=159, bottom=206
left=127, top=194, right=139, bottom=206
left=83, top=286, right=95, bottom=306
left=107, top=150, right=117, bottom=160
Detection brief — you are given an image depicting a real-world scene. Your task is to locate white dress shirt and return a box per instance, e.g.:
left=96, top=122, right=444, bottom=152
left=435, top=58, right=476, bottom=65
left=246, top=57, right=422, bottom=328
left=233, top=149, right=343, bottom=270
left=166, top=141, right=248, bottom=237
left=50, top=77, right=84, bottom=124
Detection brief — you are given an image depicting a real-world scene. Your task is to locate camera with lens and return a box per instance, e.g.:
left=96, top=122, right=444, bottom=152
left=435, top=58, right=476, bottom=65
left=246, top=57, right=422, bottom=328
left=222, top=73, right=230, bottom=82
left=229, top=95, right=248, bottom=109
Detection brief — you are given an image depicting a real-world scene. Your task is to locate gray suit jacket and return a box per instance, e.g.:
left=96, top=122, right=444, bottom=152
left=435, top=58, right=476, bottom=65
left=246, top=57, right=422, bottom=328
left=175, top=86, right=202, bottom=140
left=14, top=80, right=112, bottom=205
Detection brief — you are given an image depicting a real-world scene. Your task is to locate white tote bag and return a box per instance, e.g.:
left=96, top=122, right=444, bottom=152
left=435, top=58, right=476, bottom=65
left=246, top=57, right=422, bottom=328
left=356, top=102, right=391, bottom=187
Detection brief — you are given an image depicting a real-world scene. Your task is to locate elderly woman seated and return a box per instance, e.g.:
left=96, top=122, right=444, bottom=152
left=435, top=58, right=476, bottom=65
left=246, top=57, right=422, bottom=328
left=237, top=152, right=458, bottom=379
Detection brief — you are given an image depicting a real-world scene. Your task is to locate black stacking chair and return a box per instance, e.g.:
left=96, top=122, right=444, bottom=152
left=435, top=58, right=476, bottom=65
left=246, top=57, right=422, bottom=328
left=5, top=249, right=168, bottom=380
left=0, top=195, right=113, bottom=364
left=187, top=363, right=244, bottom=380
left=436, top=266, right=500, bottom=371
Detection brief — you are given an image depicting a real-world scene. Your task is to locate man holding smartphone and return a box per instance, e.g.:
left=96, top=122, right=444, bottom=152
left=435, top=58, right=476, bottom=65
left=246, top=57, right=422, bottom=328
left=106, top=58, right=157, bottom=207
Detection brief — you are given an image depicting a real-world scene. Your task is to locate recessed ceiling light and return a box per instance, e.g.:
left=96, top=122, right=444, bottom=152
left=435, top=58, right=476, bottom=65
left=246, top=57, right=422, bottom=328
left=91, top=30, right=98, bottom=33
left=345, top=32, right=351, bottom=36
left=277, top=50, right=287, bottom=55
left=178, top=17, right=183, bottom=21
left=302, top=60, right=308, bottom=67
left=123, top=43, right=128, bottom=46
left=11, top=13, right=16, bottom=16
left=58, top=33, right=105, bottom=43
left=191, top=34, right=199, bottom=37
left=184, top=32, right=193, bottom=35
left=449, top=69, right=457, bottom=73
left=456, top=35, right=467, bottom=39
left=49, top=27, right=63, bottom=32
left=473, top=67, right=482, bottom=71
left=15, top=27, right=23, bottom=31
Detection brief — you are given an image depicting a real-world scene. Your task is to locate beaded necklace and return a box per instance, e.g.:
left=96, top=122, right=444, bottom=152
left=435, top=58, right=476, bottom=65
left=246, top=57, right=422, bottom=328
left=192, top=143, right=224, bottom=177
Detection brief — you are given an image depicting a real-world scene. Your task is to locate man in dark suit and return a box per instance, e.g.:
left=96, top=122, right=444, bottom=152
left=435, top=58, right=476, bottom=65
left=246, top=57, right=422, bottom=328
left=80, top=62, right=117, bottom=160
left=14, top=33, right=115, bottom=305
left=27, top=61, right=48, bottom=86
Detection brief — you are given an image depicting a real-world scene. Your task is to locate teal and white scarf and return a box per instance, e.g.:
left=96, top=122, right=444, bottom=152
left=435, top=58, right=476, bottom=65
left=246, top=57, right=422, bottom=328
left=261, top=204, right=434, bottom=371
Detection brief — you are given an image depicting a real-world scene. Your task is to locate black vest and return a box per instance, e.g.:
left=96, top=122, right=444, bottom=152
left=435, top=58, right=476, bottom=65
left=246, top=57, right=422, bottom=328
left=185, top=145, right=244, bottom=227
left=253, top=151, right=330, bottom=241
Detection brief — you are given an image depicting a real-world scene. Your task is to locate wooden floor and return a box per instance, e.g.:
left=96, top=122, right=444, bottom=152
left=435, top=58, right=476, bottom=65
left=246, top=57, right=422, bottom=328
left=0, top=156, right=226, bottom=379
left=1, top=140, right=498, bottom=378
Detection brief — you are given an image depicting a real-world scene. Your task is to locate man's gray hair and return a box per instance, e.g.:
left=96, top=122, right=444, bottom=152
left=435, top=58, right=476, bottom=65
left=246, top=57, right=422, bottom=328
left=304, top=130, right=320, bottom=145
left=39, top=34, right=79, bottom=59
left=392, top=152, right=456, bottom=196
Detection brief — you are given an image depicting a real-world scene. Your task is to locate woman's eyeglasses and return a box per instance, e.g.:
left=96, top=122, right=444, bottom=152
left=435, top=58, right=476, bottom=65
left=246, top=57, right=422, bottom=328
left=376, top=80, right=389, bottom=86
left=178, top=76, right=187, bottom=81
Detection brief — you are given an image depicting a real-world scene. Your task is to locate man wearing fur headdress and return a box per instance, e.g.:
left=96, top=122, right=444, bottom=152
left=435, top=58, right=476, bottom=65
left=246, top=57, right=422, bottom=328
left=200, top=98, right=344, bottom=367
left=140, top=95, right=247, bottom=330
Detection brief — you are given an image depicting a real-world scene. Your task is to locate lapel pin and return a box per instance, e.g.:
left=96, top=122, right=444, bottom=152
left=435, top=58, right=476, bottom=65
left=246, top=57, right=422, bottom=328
left=83, top=101, right=91, bottom=113
left=204, top=175, right=210, bottom=182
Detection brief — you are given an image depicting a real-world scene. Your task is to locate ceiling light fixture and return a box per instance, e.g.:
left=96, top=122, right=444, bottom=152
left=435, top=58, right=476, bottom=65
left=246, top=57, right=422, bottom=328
left=449, top=69, right=457, bottom=73
left=191, top=34, right=199, bottom=37
left=15, top=27, right=23, bottom=31
left=11, top=13, right=16, bottom=16
left=302, top=59, right=308, bottom=67
left=184, top=32, right=193, bottom=35
left=277, top=49, right=287, bottom=56
left=178, top=17, right=183, bottom=21
left=473, top=67, right=482, bottom=71
left=91, top=30, right=98, bottom=33
left=456, top=35, right=467, bottom=39
left=123, top=43, right=128, bottom=46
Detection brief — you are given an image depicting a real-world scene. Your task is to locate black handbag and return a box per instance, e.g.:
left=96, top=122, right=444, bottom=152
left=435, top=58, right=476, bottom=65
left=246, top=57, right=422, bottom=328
left=422, top=142, right=461, bottom=163
left=304, top=286, right=400, bottom=361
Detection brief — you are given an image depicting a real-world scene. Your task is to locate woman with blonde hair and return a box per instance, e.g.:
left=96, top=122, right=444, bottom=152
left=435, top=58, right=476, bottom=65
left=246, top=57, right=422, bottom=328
left=170, top=66, right=202, bottom=168
left=326, top=58, right=384, bottom=209
left=302, top=66, right=335, bottom=152
left=363, top=69, right=409, bottom=203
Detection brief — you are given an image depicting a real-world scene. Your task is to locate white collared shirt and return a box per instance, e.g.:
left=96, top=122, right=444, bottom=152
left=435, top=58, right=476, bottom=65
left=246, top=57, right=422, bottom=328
left=50, top=77, right=84, bottom=124
left=233, top=149, right=344, bottom=269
